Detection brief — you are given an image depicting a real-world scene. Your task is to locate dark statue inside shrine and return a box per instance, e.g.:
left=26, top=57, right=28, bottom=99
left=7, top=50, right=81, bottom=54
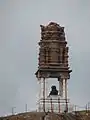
left=49, top=85, right=58, bottom=96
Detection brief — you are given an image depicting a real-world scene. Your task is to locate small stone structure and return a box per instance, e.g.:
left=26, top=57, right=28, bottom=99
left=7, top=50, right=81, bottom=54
left=35, top=22, right=72, bottom=113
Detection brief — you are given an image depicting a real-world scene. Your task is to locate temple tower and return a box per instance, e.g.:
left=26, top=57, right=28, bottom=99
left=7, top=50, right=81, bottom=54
left=35, top=22, right=72, bottom=113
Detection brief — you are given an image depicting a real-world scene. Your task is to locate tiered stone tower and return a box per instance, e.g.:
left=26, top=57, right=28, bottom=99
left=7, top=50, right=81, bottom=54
left=35, top=22, right=72, bottom=113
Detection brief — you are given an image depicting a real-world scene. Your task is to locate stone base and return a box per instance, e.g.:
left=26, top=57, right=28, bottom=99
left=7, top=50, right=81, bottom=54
left=37, top=96, right=73, bottom=113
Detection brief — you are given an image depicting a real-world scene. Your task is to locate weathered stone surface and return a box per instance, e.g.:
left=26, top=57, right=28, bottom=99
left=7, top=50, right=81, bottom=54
left=37, top=22, right=70, bottom=73
left=40, top=22, right=65, bottom=40
left=35, top=22, right=72, bottom=78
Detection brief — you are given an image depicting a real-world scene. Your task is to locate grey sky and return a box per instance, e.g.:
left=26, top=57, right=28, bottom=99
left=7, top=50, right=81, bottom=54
left=0, top=0, right=90, bottom=116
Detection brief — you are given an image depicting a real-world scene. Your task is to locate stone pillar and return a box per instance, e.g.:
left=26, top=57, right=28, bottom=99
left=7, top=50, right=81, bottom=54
left=65, top=79, right=67, bottom=99
left=38, top=78, right=42, bottom=112
left=58, top=78, right=63, bottom=97
left=40, top=78, right=44, bottom=99
left=45, top=79, right=48, bottom=98
left=39, top=78, right=41, bottom=99
left=63, top=78, right=65, bottom=99
left=65, top=79, right=68, bottom=112
left=43, top=78, right=45, bottom=112
left=63, top=78, right=68, bottom=100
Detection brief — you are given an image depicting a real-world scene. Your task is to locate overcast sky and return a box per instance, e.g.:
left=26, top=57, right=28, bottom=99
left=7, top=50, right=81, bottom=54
left=0, top=0, right=90, bottom=116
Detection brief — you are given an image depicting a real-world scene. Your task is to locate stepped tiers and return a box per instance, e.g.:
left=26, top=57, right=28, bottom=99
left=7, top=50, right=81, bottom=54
left=36, top=22, right=72, bottom=78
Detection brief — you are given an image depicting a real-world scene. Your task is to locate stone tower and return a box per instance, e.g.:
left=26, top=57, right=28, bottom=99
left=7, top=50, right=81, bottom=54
left=35, top=22, right=72, bottom=113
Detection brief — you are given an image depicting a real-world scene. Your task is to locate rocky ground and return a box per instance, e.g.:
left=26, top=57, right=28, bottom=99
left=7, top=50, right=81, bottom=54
left=0, top=111, right=90, bottom=120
